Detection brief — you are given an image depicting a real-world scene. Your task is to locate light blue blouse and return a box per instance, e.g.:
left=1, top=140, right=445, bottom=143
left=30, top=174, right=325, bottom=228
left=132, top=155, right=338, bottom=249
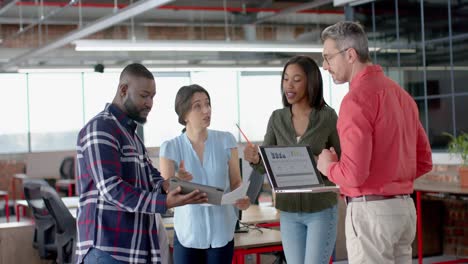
left=159, top=129, right=238, bottom=249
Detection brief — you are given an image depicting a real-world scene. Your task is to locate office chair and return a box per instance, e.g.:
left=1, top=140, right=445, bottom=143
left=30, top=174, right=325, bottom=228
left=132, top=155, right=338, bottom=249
left=23, top=179, right=57, bottom=260
left=59, top=157, right=75, bottom=180
left=56, top=156, right=76, bottom=196
left=41, top=185, right=77, bottom=264
left=246, top=168, right=265, bottom=205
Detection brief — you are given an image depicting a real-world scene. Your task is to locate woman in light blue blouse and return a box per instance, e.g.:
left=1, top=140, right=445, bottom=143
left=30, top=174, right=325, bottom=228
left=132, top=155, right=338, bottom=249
left=159, top=84, right=250, bottom=264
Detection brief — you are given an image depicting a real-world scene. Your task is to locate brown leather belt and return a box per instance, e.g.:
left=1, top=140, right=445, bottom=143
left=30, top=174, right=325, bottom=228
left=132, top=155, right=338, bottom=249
left=345, top=194, right=410, bottom=204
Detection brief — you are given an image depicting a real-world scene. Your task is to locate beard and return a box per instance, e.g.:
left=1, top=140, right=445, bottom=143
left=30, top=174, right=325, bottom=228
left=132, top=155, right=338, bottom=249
left=124, top=98, right=148, bottom=124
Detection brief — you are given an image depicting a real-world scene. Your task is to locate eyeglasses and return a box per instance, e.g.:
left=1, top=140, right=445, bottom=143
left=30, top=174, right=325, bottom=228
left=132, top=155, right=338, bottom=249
left=322, top=48, right=349, bottom=65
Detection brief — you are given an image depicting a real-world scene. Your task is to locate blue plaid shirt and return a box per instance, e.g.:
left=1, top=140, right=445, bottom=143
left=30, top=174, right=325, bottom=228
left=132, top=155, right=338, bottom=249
left=76, top=103, right=167, bottom=264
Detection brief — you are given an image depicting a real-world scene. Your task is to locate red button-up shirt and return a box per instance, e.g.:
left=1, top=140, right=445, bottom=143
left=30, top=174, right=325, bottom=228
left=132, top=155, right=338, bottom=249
left=328, top=65, right=432, bottom=197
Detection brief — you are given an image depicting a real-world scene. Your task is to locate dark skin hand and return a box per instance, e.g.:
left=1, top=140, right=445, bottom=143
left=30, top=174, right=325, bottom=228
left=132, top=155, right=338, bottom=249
left=165, top=185, right=208, bottom=209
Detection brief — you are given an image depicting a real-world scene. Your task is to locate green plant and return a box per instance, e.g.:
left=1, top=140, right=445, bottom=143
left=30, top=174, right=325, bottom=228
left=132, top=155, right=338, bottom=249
left=444, top=132, right=468, bottom=166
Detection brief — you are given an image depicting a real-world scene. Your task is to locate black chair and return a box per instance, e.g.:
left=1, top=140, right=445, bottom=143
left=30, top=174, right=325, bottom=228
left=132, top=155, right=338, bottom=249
left=23, top=179, right=57, bottom=260
left=246, top=169, right=265, bottom=205
left=59, top=157, right=75, bottom=180
left=56, top=156, right=76, bottom=196
left=41, top=185, right=77, bottom=264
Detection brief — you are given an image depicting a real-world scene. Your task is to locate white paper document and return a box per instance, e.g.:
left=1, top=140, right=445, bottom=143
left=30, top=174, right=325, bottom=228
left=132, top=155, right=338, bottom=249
left=221, top=181, right=250, bottom=205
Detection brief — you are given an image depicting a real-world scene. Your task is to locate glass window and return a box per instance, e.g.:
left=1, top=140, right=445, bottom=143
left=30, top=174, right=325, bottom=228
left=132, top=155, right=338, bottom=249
left=453, top=68, right=468, bottom=93
left=451, top=2, right=468, bottom=94
left=451, top=1, right=468, bottom=36
left=426, top=72, right=452, bottom=96
left=415, top=99, right=428, bottom=132
left=238, top=72, right=282, bottom=142
left=404, top=70, right=426, bottom=97
left=190, top=71, right=239, bottom=140
left=0, top=74, right=29, bottom=153
left=144, top=73, right=190, bottom=148
left=83, top=72, right=120, bottom=123
left=424, top=0, right=449, bottom=40
left=427, top=96, right=453, bottom=149
left=321, top=69, right=348, bottom=115
left=28, top=73, right=84, bottom=151
left=453, top=37, right=468, bottom=93
left=374, top=0, right=398, bottom=69
left=424, top=41, right=453, bottom=96
left=399, top=0, right=422, bottom=44
left=455, top=95, right=468, bottom=136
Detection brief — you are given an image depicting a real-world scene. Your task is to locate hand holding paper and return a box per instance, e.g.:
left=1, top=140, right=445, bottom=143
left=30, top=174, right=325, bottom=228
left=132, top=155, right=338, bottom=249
left=234, top=196, right=250, bottom=210
left=221, top=181, right=250, bottom=205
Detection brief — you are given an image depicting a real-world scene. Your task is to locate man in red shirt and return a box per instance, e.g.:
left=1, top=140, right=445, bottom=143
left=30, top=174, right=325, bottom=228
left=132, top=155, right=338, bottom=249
left=317, top=21, right=433, bottom=264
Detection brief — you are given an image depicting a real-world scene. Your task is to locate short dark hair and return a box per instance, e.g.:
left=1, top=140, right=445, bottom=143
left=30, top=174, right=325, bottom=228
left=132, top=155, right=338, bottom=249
left=119, top=63, right=154, bottom=81
left=281, top=55, right=326, bottom=109
left=175, top=84, right=211, bottom=126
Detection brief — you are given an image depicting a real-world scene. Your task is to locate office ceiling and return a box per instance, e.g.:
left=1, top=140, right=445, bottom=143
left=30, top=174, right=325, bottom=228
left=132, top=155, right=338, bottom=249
left=0, top=0, right=344, bottom=71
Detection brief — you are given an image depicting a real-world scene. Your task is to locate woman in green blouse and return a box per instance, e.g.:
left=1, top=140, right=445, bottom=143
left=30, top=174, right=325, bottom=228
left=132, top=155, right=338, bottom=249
left=244, top=55, right=341, bottom=264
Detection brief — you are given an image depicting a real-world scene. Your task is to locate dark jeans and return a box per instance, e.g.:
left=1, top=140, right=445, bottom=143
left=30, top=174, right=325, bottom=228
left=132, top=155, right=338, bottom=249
left=83, top=248, right=124, bottom=264
left=173, top=232, right=234, bottom=264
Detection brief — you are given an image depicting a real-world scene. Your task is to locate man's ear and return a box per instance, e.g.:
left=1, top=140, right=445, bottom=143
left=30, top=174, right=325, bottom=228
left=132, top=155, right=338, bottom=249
left=119, top=83, right=128, bottom=98
left=347, top=48, right=358, bottom=63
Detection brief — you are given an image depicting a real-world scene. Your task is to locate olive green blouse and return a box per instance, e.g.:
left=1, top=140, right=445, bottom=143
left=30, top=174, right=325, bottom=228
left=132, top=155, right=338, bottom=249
left=251, top=105, right=341, bottom=213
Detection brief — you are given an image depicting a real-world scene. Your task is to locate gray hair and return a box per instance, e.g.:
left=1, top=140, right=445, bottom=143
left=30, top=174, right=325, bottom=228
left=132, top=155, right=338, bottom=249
left=321, top=21, right=371, bottom=63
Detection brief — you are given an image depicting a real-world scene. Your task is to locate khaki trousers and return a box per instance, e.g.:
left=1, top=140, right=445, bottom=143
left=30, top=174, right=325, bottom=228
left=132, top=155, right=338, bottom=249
left=345, top=197, right=416, bottom=264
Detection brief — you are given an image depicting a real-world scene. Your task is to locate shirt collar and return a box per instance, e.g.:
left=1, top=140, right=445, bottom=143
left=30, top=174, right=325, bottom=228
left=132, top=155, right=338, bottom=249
left=350, top=65, right=383, bottom=90
left=107, top=103, right=138, bottom=132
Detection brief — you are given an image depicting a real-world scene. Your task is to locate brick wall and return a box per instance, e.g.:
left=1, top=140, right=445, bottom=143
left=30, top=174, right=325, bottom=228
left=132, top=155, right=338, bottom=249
left=1, top=25, right=129, bottom=49
left=0, top=160, right=26, bottom=199
left=0, top=24, right=306, bottom=49
left=420, top=164, right=468, bottom=257
left=443, top=198, right=468, bottom=256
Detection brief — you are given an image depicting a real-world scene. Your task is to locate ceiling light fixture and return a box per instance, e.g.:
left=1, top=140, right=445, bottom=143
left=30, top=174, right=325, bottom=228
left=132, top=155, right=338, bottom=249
left=17, top=67, right=95, bottom=73
left=73, top=40, right=325, bottom=53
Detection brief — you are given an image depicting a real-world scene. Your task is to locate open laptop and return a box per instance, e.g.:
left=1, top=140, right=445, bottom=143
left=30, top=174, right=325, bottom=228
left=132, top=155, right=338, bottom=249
left=258, top=145, right=339, bottom=193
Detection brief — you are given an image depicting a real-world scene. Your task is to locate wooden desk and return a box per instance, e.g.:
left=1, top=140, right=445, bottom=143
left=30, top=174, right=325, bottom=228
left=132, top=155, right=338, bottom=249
left=15, top=196, right=79, bottom=222
left=10, top=173, right=27, bottom=201
left=414, top=180, right=468, bottom=264
left=233, top=228, right=283, bottom=264
left=0, top=221, right=51, bottom=264
left=241, top=205, right=280, bottom=227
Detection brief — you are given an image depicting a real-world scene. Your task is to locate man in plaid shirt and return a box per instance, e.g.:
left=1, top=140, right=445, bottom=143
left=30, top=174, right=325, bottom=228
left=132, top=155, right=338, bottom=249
left=76, top=63, right=207, bottom=264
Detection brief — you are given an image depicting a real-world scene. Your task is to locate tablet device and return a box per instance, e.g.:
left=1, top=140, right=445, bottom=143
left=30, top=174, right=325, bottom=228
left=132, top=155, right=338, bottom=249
left=168, top=177, right=224, bottom=205
left=258, top=145, right=339, bottom=193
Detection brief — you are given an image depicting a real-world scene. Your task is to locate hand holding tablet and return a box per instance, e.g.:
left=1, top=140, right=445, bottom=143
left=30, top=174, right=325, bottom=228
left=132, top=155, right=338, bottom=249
left=258, top=145, right=339, bottom=193
left=169, top=178, right=224, bottom=205
left=168, top=178, right=251, bottom=206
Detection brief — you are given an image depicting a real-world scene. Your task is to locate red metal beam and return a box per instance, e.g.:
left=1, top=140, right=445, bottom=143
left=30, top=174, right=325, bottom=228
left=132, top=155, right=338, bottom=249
left=15, top=1, right=343, bottom=15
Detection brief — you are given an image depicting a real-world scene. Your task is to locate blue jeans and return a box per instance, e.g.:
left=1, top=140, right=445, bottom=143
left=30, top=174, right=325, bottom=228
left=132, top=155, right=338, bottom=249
left=280, top=205, right=338, bottom=264
left=83, top=248, right=125, bottom=264
left=173, top=232, right=234, bottom=264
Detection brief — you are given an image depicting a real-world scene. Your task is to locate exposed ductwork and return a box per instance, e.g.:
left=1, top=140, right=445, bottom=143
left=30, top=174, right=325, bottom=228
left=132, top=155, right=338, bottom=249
left=0, top=0, right=344, bottom=70
left=1, top=0, right=174, bottom=71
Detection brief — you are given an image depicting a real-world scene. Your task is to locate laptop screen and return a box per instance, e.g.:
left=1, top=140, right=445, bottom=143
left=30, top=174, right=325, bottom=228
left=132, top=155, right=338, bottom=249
left=258, top=145, right=324, bottom=190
